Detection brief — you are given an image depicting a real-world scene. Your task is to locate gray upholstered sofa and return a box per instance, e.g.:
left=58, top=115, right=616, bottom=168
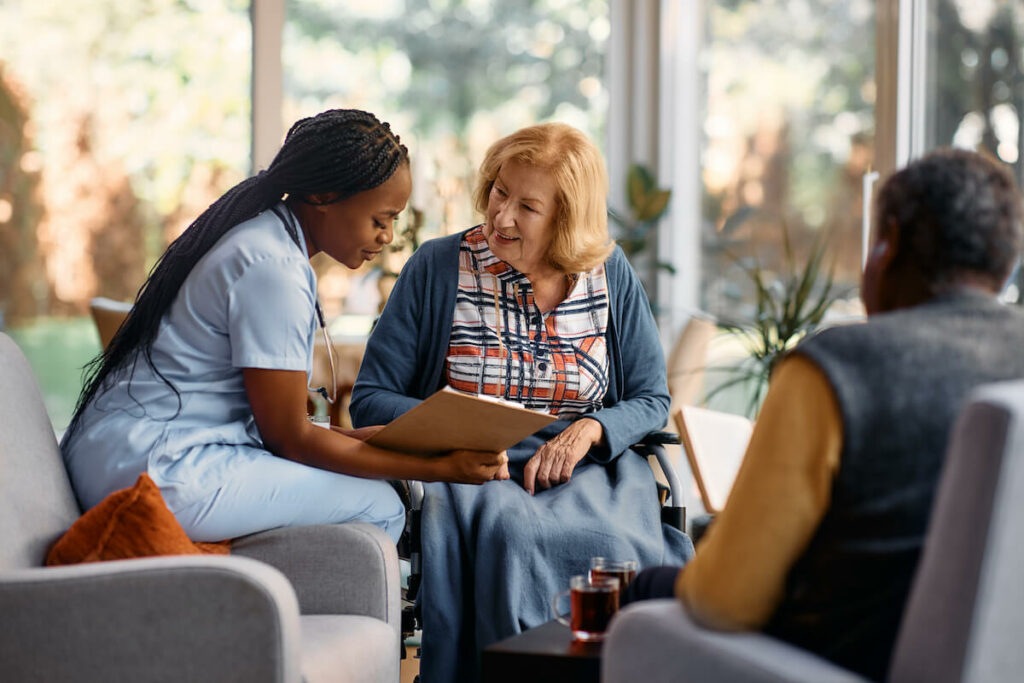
left=603, top=379, right=1024, bottom=683
left=0, top=332, right=401, bottom=682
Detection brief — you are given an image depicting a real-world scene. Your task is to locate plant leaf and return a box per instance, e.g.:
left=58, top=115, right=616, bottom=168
left=638, top=190, right=672, bottom=222
left=627, top=165, right=648, bottom=212
left=720, top=206, right=756, bottom=235
left=655, top=260, right=677, bottom=275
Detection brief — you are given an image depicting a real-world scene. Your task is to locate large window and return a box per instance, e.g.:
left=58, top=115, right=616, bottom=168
left=283, top=0, right=610, bottom=316
left=4, top=0, right=1019, bottom=429
left=921, top=0, right=1024, bottom=300
left=923, top=0, right=1023, bottom=170
left=0, top=0, right=251, bottom=429
left=697, top=0, right=876, bottom=320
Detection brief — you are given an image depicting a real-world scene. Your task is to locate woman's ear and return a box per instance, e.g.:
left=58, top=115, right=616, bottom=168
left=306, top=192, right=340, bottom=208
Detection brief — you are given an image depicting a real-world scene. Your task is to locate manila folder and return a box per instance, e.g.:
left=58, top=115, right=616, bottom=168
left=366, top=387, right=557, bottom=455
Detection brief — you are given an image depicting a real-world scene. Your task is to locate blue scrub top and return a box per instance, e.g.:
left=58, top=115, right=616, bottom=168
left=61, top=204, right=318, bottom=511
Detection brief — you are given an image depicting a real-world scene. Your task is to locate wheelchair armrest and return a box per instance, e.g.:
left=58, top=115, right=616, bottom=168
left=633, top=433, right=684, bottom=515
left=637, top=431, right=682, bottom=447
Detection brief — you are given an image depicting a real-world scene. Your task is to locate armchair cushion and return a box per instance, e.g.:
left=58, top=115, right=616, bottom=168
left=603, top=600, right=868, bottom=683
left=46, top=473, right=229, bottom=566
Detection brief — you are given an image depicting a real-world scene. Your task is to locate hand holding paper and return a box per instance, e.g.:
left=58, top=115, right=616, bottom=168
left=366, top=386, right=557, bottom=456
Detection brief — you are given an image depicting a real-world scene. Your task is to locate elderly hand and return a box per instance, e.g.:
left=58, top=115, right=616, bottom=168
left=523, top=417, right=604, bottom=495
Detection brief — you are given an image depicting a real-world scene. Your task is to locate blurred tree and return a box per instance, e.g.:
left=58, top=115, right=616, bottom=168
left=0, top=66, right=45, bottom=324
left=699, top=0, right=876, bottom=318
left=0, top=0, right=250, bottom=316
left=33, top=114, right=146, bottom=313
left=284, top=0, right=609, bottom=310
left=288, top=0, right=606, bottom=136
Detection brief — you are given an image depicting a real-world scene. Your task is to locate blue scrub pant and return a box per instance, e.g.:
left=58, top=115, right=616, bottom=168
left=167, top=447, right=406, bottom=543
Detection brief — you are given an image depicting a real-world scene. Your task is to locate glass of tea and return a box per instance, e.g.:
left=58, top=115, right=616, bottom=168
left=589, top=557, right=639, bottom=593
left=551, top=574, right=620, bottom=642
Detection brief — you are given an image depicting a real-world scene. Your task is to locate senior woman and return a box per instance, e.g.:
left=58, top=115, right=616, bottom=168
left=350, top=123, right=694, bottom=682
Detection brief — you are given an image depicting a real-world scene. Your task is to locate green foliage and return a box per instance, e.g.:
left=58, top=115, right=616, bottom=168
left=8, top=317, right=101, bottom=431
left=288, top=0, right=609, bottom=136
left=707, top=220, right=847, bottom=417
left=0, top=65, right=45, bottom=323
left=609, top=164, right=676, bottom=276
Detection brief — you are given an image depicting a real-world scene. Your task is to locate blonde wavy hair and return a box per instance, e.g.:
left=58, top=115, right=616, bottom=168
left=473, top=123, right=614, bottom=273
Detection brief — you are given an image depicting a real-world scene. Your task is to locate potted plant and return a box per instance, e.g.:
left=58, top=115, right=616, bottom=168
left=608, top=164, right=676, bottom=300
left=706, top=220, right=849, bottom=417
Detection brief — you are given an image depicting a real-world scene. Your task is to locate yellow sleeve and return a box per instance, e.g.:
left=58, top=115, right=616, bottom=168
left=675, top=354, right=842, bottom=630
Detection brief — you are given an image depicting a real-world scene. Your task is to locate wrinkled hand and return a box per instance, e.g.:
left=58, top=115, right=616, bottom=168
left=523, top=418, right=603, bottom=495
left=438, top=449, right=510, bottom=485
left=331, top=424, right=385, bottom=441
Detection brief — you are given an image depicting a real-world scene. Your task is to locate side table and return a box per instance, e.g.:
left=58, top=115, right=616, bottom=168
left=481, top=620, right=602, bottom=683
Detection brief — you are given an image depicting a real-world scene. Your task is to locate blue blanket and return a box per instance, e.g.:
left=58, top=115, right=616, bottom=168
left=420, top=426, right=694, bottom=682
left=351, top=232, right=694, bottom=682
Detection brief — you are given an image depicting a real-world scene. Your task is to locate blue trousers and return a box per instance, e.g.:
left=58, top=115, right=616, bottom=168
left=167, top=445, right=406, bottom=543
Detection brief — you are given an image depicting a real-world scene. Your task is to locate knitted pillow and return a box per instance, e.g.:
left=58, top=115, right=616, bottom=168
left=46, top=473, right=229, bottom=565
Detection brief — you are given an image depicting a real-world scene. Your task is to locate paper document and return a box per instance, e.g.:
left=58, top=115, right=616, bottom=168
left=367, top=386, right=557, bottom=456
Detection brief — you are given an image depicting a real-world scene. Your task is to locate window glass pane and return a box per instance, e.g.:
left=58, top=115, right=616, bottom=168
left=284, top=0, right=609, bottom=318
left=699, top=0, right=876, bottom=320
left=0, top=0, right=251, bottom=429
left=923, top=1, right=1024, bottom=302
left=925, top=0, right=1023, bottom=171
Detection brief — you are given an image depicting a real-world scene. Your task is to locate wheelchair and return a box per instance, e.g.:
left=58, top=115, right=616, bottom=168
left=397, top=430, right=688, bottom=657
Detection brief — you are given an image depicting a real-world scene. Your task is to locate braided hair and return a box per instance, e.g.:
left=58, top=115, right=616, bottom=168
left=68, top=109, right=408, bottom=438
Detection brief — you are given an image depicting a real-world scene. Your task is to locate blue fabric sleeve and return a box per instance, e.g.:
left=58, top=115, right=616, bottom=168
left=349, top=247, right=434, bottom=427
left=227, top=256, right=316, bottom=370
left=587, top=250, right=671, bottom=459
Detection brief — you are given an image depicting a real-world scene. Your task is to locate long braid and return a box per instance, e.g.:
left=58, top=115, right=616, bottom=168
left=68, top=109, right=408, bottom=438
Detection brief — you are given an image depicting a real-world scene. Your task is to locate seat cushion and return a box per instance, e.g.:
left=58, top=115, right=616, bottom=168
left=300, top=614, right=398, bottom=683
left=46, top=473, right=229, bottom=565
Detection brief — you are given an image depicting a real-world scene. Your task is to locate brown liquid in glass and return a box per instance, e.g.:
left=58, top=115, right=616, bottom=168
left=590, top=567, right=637, bottom=592
left=570, top=586, right=619, bottom=636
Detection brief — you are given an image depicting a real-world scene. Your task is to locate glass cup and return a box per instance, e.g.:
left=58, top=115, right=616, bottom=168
left=589, top=557, right=639, bottom=594
left=551, top=574, right=620, bottom=642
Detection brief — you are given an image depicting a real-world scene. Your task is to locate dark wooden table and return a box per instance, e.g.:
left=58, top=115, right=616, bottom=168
left=481, top=620, right=602, bottom=683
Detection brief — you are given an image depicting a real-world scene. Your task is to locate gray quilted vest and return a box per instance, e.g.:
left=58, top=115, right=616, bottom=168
left=765, top=290, right=1024, bottom=681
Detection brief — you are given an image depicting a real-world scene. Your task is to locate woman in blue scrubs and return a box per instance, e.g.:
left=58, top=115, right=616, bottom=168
left=61, top=109, right=508, bottom=543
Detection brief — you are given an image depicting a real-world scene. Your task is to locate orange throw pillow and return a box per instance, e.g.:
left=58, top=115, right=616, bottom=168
left=46, top=473, right=230, bottom=566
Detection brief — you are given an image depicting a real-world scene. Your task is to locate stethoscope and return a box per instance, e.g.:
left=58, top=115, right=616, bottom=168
left=272, top=204, right=337, bottom=406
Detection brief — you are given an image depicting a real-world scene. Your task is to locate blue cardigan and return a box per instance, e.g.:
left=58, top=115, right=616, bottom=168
left=350, top=230, right=670, bottom=458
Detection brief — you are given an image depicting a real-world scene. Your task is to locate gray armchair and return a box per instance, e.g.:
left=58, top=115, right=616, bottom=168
left=603, top=379, right=1024, bottom=683
left=0, top=332, right=401, bottom=683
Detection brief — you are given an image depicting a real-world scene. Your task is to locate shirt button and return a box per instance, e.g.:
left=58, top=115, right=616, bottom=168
left=538, top=362, right=548, bottom=373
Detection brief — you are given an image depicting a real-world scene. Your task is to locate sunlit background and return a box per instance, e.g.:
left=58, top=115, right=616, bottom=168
left=1, top=0, right=1023, bottom=428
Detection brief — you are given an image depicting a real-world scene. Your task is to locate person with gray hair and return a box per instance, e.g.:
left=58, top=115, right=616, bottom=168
left=625, top=148, right=1024, bottom=681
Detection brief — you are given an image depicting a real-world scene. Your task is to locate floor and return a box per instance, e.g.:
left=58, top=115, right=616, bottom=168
left=401, top=645, right=420, bottom=683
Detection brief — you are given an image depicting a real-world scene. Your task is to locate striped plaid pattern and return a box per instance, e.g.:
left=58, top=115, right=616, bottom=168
left=446, top=226, right=610, bottom=417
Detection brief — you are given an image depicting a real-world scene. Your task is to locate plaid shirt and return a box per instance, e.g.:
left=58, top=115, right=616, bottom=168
left=446, top=226, right=610, bottom=417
